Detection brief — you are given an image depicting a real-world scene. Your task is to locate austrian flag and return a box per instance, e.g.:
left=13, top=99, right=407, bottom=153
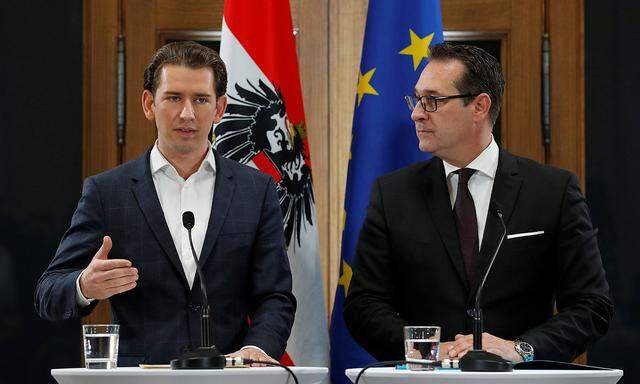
left=215, top=0, right=330, bottom=368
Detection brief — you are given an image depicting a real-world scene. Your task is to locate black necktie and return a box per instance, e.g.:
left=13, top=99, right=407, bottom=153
left=453, top=168, right=478, bottom=284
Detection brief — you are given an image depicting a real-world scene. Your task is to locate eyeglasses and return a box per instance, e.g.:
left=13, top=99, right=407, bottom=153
left=404, top=93, right=478, bottom=112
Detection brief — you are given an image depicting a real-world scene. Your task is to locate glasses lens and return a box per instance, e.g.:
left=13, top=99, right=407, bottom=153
left=424, top=97, right=436, bottom=112
left=405, top=95, right=417, bottom=111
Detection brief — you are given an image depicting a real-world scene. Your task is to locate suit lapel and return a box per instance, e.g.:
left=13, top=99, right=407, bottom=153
left=198, top=150, right=235, bottom=268
left=471, top=149, right=522, bottom=298
left=130, top=148, right=190, bottom=290
left=489, top=149, right=521, bottom=226
left=421, top=158, right=470, bottom=292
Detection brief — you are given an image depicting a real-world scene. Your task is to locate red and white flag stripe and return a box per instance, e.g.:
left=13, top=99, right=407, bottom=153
left=216, top=0, right=329, bottom=369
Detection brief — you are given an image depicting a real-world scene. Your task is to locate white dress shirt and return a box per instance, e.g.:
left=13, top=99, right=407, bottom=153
left=442, top=136, right=499, bottom=247
left=150, top=142, right=216, bottom=289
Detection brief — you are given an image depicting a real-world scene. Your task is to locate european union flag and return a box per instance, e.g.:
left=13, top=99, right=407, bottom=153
left=329, top=1, right=443, bottom=382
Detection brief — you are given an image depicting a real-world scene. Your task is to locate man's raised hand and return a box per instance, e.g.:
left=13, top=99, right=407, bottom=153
left=79, top=236, right=138, bottom=300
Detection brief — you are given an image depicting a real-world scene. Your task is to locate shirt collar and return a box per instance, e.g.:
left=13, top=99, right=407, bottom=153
left=150, top=141, right=216, bottom=177
left=200, top=144, right=216, bottom=173
left=443, top=136, right=499, bottom=180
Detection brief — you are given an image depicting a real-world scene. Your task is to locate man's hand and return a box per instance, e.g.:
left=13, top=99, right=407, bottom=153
left=444, top=333, right=522, bottom=362
left=79, top=236, right=138, bottom=300
left=227, top=347, right=278, bottom=367
left=438, top=341, right=455, bottom=360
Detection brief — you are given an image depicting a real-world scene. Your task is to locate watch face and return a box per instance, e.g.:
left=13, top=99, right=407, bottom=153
left=518, top=342, right=533, bottom=354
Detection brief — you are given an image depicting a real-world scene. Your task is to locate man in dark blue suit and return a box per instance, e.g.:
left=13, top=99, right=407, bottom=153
left=35, top=41, right=296, bottom=366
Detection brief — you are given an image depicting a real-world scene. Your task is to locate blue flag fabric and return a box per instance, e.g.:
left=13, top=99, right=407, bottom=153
left=329, top=1, right=443, bottom=383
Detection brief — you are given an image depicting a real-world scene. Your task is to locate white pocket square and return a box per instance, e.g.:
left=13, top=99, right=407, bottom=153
left=507, top=230, right=545, bottom=240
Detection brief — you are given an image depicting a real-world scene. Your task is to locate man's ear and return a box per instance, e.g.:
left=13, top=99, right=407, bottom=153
left=473, top=93, right=492, bottom=122
left=212, top=95, right=228, bottom=124
left=141, top=90, right=155, bottom=121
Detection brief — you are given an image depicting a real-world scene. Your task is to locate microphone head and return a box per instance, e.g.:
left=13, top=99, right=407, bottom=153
left=182, top=211, right=195, bottom=230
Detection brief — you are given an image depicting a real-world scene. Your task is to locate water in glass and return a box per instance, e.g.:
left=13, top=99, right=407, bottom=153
left=83, top=325, right=119, bottom=369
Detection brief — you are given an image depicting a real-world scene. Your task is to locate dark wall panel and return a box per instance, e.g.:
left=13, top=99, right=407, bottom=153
left=585, top=1, right=640, bottom=383
left=0, top=1, right=83, bottom=383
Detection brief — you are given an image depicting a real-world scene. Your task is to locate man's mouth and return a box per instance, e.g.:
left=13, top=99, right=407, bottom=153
left=175, top=127, right=196, bottom=135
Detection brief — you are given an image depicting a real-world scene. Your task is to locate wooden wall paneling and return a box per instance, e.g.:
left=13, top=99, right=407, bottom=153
left=291, top=0, right=331, bottom=313
left=328, top=0, right=368, bottom=312
left=548, top=0, right=585, bottom=188
left=506, top=0, right=544, bottom=162
left=156, top=0, right=222, bottom=30
left=290, top=0, right=300, bottom=27
left=122, top=0, right=157, bottom=162
left=83, top=0, right=120, bottom=326
left=83, top=0, right=120, bottom=178
left=441, top=0, right=511, bottom=30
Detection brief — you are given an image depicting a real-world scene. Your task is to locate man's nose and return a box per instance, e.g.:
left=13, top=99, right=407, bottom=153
left=180, top=100, right=195, bottom=120
left=411, top=104, right=426, bottom=122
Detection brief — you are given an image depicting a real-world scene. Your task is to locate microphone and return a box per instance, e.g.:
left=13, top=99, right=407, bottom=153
left=459, top=205, right=513, bottom=372
left=182, top=211, right=211, bottom=348
left=170, top=211, right=225, bottom=369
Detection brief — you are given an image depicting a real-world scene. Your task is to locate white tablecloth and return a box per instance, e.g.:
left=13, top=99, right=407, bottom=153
left=52, top=366, right=328, bottom=384
left=345, top=367, right=623, bottom=384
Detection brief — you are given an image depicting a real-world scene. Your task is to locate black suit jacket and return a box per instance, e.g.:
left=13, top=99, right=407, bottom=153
left=343, top=149, right=612, bottom=362
left=35, top=148, right=296, bottom=365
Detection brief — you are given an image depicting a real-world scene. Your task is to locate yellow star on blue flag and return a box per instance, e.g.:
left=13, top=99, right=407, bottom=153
left=337, top=260, right=353, bottom=296
left=356, top=68, right=379, bottom=106
left=399, top=29, right=435, bottom=70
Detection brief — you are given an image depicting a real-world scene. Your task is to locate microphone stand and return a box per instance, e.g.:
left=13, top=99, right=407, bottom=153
left=459, top=208, right=513, bottom=372
left=171, top=212, right=226, bottom=369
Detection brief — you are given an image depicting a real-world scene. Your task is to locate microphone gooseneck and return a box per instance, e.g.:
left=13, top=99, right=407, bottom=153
left=472, top=208, right=507, bottom=350
left=475, top=209, right=505, bottom=311
left=182, top=211, right=210, bottom=346
left=459, top=206, right=512, bottom=372
left=171, top=211, right=225, bottom=369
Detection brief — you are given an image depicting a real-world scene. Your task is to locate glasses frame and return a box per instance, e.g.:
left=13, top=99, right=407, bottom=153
left=405, top=93, right=478, bottom=112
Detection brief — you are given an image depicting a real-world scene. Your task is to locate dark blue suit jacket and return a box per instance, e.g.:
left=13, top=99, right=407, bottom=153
left=35, top=148, right=296, bottom=365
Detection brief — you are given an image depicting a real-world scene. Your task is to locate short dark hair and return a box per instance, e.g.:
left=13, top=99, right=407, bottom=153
left=143, top=41, right=227, bottom=98
left=430, top=43, right=505, bottom=125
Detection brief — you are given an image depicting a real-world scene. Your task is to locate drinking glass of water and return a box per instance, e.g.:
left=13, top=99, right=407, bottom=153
left=83, top=324, right=119, bottom=369
left=404, top=326, right=441, bottom=370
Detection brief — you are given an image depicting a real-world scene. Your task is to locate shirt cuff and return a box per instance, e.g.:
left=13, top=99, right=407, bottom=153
left=76, top=269, right=95, bottom=307
left=240, top=345, right=269, bottom=357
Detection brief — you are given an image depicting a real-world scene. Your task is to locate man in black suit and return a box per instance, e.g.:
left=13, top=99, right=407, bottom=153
left=343, top=43, right=612, bottom=363
left=35, top=42, right=295, bottom=365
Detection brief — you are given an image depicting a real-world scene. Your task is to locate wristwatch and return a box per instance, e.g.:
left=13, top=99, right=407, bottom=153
left=514, top=339, right=534, bottom=362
